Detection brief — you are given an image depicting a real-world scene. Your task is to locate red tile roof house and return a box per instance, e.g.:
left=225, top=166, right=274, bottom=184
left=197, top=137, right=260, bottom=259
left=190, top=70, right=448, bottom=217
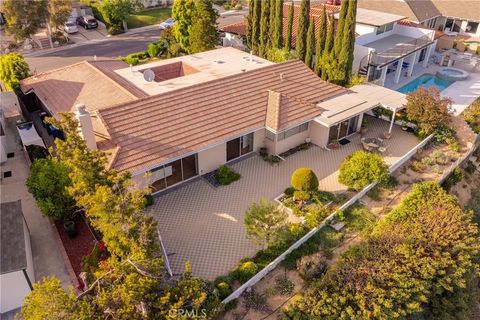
left=20, top=47, right=406, bottom=193
left=220, top=1, right=441, bottom=87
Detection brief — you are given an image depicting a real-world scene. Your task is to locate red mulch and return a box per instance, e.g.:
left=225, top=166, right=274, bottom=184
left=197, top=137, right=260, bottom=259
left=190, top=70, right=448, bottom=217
left=55, top=215, right=96, bottom=283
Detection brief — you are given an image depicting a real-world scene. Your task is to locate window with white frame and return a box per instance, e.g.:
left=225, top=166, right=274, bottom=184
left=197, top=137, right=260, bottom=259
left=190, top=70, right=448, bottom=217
left=466, top=21, right=479, bottom=34
left=277, top=122, right=309, bottom=141
left=376, top=22, right=394, bottom=35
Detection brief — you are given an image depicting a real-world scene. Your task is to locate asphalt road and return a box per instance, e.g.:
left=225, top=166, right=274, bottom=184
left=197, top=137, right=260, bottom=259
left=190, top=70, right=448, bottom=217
left=25, top=29, right=161, bottom=73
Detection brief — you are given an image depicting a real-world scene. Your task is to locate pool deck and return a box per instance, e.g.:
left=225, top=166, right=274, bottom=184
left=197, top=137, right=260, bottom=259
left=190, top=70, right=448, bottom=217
left=385, top=58, right=480, bottom=115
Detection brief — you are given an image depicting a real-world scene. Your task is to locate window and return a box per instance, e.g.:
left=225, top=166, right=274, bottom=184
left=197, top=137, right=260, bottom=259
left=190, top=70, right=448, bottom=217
left=466, top=21, right=479, bottom=34
left=266, top=129, right=275, bottom=141
left=276, top=122, right=309, bottom=141
left=376, top=23, right=393, bottom=35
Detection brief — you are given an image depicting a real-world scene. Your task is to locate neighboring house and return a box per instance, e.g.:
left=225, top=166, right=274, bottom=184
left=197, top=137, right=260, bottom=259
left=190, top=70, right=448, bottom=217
left=220, top=22, right=247, bottom=50
left=0, top=92, right=21, bottom=163
left=0, top=201, right=34, bottom=314
left=20, top=47, right=408, bottom=193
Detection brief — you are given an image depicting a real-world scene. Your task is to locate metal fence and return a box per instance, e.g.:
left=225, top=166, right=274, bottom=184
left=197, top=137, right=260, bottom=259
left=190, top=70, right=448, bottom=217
left=222, top=134, right=435, bottom=304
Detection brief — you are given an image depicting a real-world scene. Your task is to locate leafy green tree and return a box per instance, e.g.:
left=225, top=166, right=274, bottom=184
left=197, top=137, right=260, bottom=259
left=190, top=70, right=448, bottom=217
left=102, top=0, right=142, bottom=31
left=313, top=5, right=327, bottom=76
left=296, top=0, right=310, bottom=61
left=26, top=158, right=76, bottom=221
left=47, top=0, right=72, bottom=31
left=291, top=167, right=319, bottom=192
left=338, top=150, right=389, bottom=191
left=405, top=86, right=453, bottom=135
left=189, top=0, right=218, bottom=53
left=172, top=0, right=196, bottom=52
left=304, top=19, right=315, bottom=68
left=244, top=199, right=288, bottom=247
left=320, top=17, right=334, bottom=81
left=2, top=0, right=48, bottom=41
left=0, top=52, right=30, bottom=92
left=259, top=0, right=271, bottom=58
left=273, top=0, right=284, bottom=48
left=285, top=1, right=294, bottom=51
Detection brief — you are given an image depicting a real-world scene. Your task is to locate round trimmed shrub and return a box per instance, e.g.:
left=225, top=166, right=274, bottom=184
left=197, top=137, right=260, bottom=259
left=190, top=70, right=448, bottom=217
left=216, top=281, right=231, bottom=299
left=338, top=150, right=389, bottom=191
left=291, top=167, right=319, bottom=192
left=234, top=261, right=258, bottom=283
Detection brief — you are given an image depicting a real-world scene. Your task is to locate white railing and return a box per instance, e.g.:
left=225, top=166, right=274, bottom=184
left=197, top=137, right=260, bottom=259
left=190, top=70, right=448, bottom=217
left=222, top=134, right=434, bottom=304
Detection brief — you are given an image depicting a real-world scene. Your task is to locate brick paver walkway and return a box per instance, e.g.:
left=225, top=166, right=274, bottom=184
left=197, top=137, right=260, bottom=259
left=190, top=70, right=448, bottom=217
left=148, top=117, right=419, bottom=279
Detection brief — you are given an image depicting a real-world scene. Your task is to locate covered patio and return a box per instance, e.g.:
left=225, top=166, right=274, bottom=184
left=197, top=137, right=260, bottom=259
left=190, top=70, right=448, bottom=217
left=147, top=116, right=419, bottom=280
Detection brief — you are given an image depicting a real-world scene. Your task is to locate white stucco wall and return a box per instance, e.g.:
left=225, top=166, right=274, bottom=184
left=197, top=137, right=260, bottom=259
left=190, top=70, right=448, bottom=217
left=197, top=143, right=226, bottom=175
left=253, top=128, right=265, bottom=152
left=355, top=23, right=376, bottom=36
left=309, top=121, right=330, bottom=147
left=0, top=270, right=31, bottom=313
left=274, top=127, right=311, bottom=155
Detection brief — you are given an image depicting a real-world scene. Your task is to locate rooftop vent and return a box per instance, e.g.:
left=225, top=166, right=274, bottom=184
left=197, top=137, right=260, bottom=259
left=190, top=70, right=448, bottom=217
left=213, top=60, right=225, bottom=64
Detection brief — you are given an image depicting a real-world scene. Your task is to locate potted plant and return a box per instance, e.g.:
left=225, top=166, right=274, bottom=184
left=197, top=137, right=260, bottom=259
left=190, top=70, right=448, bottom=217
left=259, top=147, right=268, bottom=158
left=328, top=140, right=340, bottom=150
left=63, top=219, right=77, bottom=238
left=360, top=119, right=368, bottom=135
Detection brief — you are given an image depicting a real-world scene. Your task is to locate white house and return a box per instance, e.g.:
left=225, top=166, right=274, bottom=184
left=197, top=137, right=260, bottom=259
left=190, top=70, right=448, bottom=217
left=0, top=201, right=35, bottom=314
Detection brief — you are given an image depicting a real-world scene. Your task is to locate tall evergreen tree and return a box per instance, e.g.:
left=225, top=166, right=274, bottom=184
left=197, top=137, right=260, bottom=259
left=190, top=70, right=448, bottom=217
left=270, top=0, right=276, bottom=42
left=251, top=0, right=262, bottom=54
left=246, top=0, right=255, bottom=49
left=305, top=19, right=315, bottom=68
left=189, top=0, right=218, bottom=54
left=172, top=0, right=196, bottom=53
left=321, top=17, right=334, bottom=81
left=285, top=1, right=294, bottom=51
left=273, top=0, right=284, bottom=48
left=341, top=0, right=357, bottom=84
left=259, top=0, right=271, bottom=58
left=296, top=0, right=310, bottom=61
left=332, top=0, right=348, bottom=57
left=313, top=6, right=327, bottom=76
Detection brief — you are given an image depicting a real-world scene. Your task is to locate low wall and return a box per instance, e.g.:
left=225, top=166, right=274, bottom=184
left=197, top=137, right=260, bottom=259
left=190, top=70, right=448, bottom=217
left=222, top=134, right=434, bottom=304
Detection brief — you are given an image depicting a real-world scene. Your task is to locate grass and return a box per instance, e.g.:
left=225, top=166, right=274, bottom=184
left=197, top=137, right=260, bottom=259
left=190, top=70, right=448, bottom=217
left=126, top=8, right=172, bottom=29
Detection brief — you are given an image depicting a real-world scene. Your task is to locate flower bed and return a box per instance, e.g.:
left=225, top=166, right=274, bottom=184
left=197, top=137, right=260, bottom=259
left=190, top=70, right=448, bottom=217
left=54, top=214, right=97, bottom=286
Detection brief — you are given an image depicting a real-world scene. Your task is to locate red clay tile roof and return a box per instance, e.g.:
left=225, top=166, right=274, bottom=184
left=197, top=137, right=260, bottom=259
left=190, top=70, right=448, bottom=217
left=98, top=60, right=346, bottom=173
left=20, top=61, right=139, bottom=114
left=221, top=2, right=340, bottom=46
left=397, top=19, right=444, bottom=40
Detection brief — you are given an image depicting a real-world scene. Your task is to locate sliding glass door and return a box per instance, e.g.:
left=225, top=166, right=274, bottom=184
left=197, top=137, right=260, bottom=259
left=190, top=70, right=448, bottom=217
left=328, top=115, right=360, bottom=144
left=151, top=154, right=198, bottom=191
left=226, top=132, right=254, bottom=162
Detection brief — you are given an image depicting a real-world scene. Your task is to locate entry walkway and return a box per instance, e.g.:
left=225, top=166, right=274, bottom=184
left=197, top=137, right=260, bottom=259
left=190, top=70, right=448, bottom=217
left=148, top=117, right=419, bottom=279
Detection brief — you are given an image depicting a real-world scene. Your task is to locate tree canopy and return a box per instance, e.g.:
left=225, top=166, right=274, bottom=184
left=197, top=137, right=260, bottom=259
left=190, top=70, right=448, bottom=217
left=172, top=0, right=196, bottom=52
left=0, top=52, right=30, bottom=92
left=244, top=199, right=288, bottom=247
left=295, top=0, right=310, bottom=61
left=338, top=150, right=389, bottom=191
left=47, top=0, right=72, bottom=31
left=283, top=182, right=480, bottom=319
left=406, top=86, right=453, bottom=135
left=2, top=0, right=48, bottom=41
left=189, top=0, right=218, bottom=53
left=285, top=1, right=294, bottom=51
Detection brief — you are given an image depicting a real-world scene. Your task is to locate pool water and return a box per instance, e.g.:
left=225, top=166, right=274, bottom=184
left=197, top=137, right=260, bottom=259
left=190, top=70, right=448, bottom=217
left=397, top=74, right=454, bottom=94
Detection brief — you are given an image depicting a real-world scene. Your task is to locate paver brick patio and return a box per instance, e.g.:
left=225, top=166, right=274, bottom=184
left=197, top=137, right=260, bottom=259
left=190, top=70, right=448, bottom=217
left=147, top=117, right=419, bottom=279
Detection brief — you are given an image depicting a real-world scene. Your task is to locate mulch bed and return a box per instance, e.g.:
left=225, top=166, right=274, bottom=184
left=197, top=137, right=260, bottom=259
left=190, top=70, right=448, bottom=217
left=55, top=215, right=97, bottom=282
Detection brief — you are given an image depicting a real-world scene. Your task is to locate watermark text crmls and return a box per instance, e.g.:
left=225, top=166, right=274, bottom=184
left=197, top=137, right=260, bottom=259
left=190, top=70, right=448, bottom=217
left=168, top=309, right=208, bottom=319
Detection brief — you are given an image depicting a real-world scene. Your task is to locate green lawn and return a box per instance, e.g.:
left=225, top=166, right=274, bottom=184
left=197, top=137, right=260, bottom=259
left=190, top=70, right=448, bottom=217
left=126, top=8, right=172, bottom=29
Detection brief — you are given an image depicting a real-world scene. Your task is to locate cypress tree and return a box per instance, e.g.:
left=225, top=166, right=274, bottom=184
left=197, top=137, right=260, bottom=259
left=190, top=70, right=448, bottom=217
left=285, top=1, right=294, bottom=51
left=270, top=0, right=276, bottom=39
left=313, top=5, right=327, bottom=76
left=321, top=17, right=334, bottom=81
left=189, top=0, right=218, bottom=54
left=341, top=0, right=357, bottom=84
left=246, top=0, right=255, bottom=49
left=296, top=0, right=310, bottom=61
left=333, top=0, right=348, bottom=57
left=251, top=0, right=262, bottom=54
left=259, top=0, right=271, bottom=58
left=273, top=0, right=284, bottom=48
left=305, top=19, right=315, bottom=68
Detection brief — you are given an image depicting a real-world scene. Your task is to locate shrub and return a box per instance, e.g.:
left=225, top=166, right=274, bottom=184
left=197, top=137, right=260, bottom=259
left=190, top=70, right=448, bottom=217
left=297, top=254, right=327, bottom=280
left=244, top=290, right=268, bottom=311
left=143, top=194, right=154, bottom=207
left=293, top=190, right=311, bottom=202
left=338, top=151, right=390, bottom=191
left=433, top=125, right=456, bottom=143
left=215, top=165, right=240, bottom=185
left=284, top=187, right=295, bottom=196
left=291, top=167, right=319, bottom=192
left=244, top=199, right=288, bottom=246
left=410, top=160, right=425, bottom=172
left=305, top=204, right=330, bottom=229
left=0, top=52, right=30, bottom=92
left=234, top=3, right=242, bottom=10
left=147, top=43, right=161, bottom=58
left=223, top=3, right=231, bottom=10
left=26, top=144, right=49, bottom=162
left=124, top=51, right=148, bottom=65
left=234, top=261, right=258, bottom=283
left=442, top=167, right=464, bottom=191
left=215, top=281, right=231, bottom=299
left=275, top=276, right=294, bottom=295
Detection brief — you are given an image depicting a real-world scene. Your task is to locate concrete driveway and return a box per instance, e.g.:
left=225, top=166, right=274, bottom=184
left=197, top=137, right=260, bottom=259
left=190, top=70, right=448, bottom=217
left=67, top=23, right=108, bottom=44
left=148, top=117, right=419, bottom=280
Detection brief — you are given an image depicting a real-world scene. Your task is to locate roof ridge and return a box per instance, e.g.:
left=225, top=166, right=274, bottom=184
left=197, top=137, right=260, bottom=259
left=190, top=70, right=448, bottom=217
left=98, top=59, right=305, bottom=115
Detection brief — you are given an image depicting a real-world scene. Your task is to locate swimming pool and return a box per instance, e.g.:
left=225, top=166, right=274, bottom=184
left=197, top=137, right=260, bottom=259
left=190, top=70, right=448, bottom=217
left=397, top=74, right=454, bottom=94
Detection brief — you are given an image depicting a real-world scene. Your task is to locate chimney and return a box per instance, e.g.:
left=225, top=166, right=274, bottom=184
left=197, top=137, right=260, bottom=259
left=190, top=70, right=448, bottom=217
left=75, top=104, right=97, bottom=150
left=266, top=90, right=281, bottom=131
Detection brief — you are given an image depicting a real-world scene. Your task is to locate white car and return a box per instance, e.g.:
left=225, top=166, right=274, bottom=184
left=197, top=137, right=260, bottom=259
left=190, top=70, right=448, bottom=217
left=159, top=18, right=175, bottom=30
left=64, top=20, right=78, bottom=34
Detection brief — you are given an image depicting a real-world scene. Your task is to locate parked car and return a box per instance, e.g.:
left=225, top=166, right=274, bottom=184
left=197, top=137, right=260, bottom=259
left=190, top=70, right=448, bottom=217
left=63, top=20, right=78, bottom=34
left=76, top=15, right=98, bottom=29
left=159, top=18, right=175, bottom=30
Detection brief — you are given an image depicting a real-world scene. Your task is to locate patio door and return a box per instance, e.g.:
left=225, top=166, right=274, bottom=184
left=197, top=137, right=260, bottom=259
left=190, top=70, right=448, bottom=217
left=419, top=48, right=427, bottom=63
left=328, top=115, right=360, bottom=144
left=226, top=138, right=241, bottom=161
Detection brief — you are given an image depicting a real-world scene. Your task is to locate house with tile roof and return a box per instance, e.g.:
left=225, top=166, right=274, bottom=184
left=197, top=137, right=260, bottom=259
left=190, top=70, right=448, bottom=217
left=20, top=47, right=408, bottom=193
